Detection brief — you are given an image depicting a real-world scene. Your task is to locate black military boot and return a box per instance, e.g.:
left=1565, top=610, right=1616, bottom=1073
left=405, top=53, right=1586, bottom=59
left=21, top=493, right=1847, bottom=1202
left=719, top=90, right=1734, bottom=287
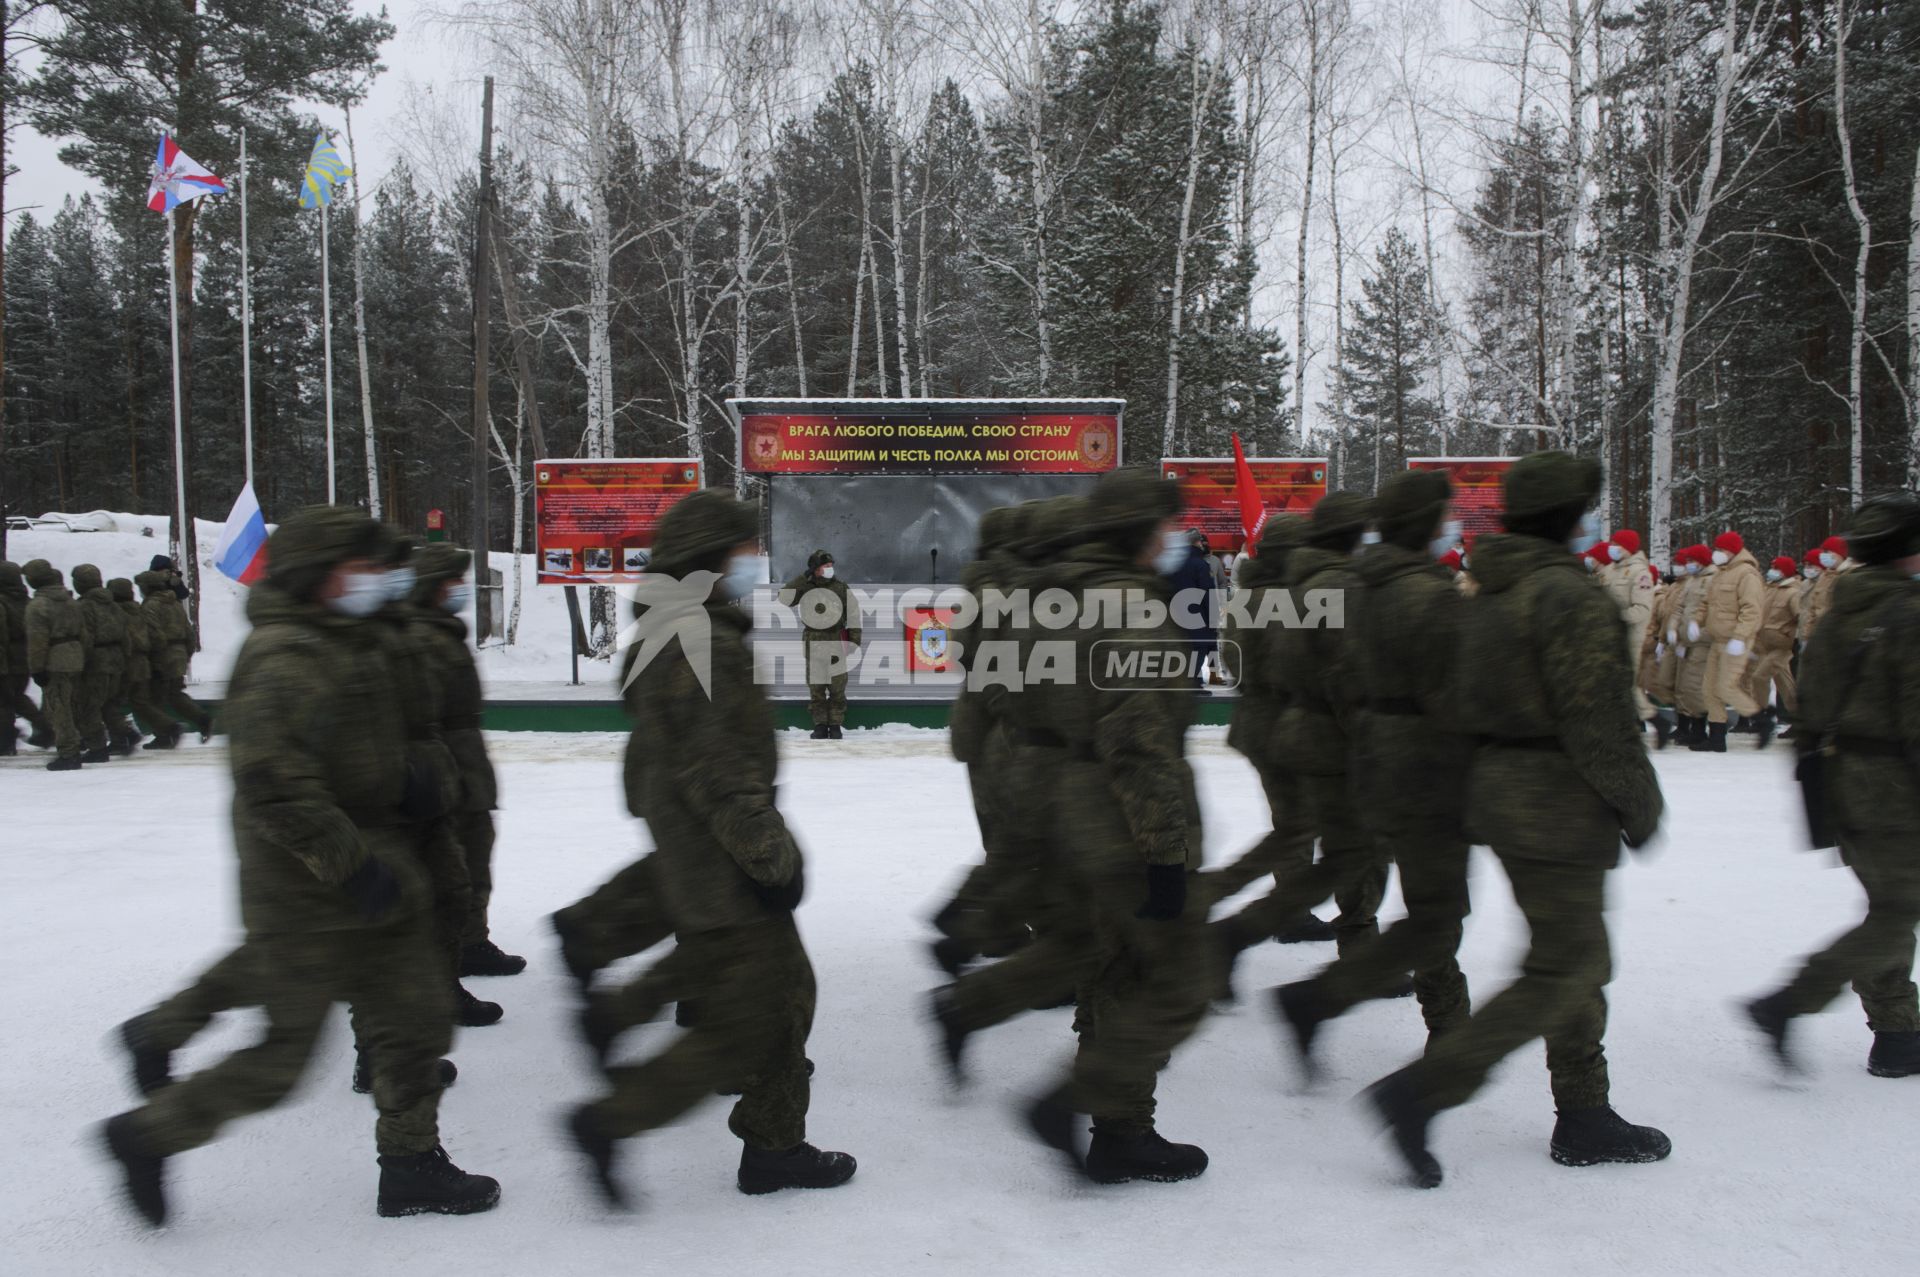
left=1273, top=981, right=1332, bottom=1083
left=0, top=727, right=16, bottom=756
left=549, top=910, right=598, bottom=988
left=353, top=1050, right=457, bottom=1095
left=144, top=726, right=178, bottom=750
left=374, top=1145, right=500, bottom=1217
left=674, top=999, right=702, bottom=1028
left=1742, top=992, right=1799, bottom=1072
left=737, top=1141, right=857, bottom=1195
left=112, top=733, right=138, bottom=757
left=82, top=746, right=113, bottom=763
left=1024, top=1083, right=1087, bottom=1178
left=27, top=723, right=54, bottom=748
left=929, top=986, right=971, bottom=1086
left=565, top=1106, right=629, bottom=1208
left=1363, top=1071, right=1443, bottom=1189
left=1867, top=1030, right=1920, bottom=1078
left=1755, top=709, right=1778, bottom=750
left=1652, top=712, right=1675, bottom=750
left=828, top=725, right=844, bottom=739
left=1084, top=1129, right=1208, bottom=1184
left=459, top=940, right=527, bottom=978
left=1707, top=721, right=1728, bottom=752
left=578, top=993, right=624, bottom=1067
left=454, top=984, right=503, bottom=1027
left=1549, top=1106, right=1672, bottom=1166
left=930, top=934, right=975, bottom=977
left=101, top=1113, right=168, bottom=1227
left=119, top=1014, right=173, bottom=1097
left=47, top=755, right=82, bottom=771
left=1273, top=913, right=1337, bottom=944
left=809, top=724, right=830, bottom=739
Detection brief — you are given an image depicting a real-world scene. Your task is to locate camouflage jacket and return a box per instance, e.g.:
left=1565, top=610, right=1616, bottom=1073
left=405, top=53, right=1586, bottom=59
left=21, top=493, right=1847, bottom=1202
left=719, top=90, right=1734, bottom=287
left=138, top=574, right=194, bottom=678
left=118, top=599, right=152, bottom=682
left=80, top=587, right=130, bottom=679
left=626, top=600, right=802, bottom=932
left=1349, top=543, right=1470, bottom=817
left=0, top=574, right=27, bottom=673
left=950, top=547, right=1022, bottom=765
left=1222, top=549, right=1290, bottom=762
left=1454, top=533, right=1662, bottom=861
left=778, top=572, right=861, bottom=644
left=1045, top=543, right=1200, bottom=875
left=225, top=583, right=431, bottom=936
left=25, top=585, right=86, bottom=675
left=1269, top=546, right=1364, bottom=776
left=414, top=607, right=498, bottom=811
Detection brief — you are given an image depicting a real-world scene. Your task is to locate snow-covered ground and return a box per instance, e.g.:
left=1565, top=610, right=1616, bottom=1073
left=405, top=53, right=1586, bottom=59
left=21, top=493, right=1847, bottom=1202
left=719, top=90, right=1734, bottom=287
left=2, top=730, right=1911, bottom=1275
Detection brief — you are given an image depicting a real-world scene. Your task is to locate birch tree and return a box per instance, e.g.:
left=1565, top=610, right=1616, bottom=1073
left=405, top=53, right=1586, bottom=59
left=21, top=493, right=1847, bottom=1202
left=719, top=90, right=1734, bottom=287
left=1832, top=0, right=1868, bottom=502
left=1162, top=0, right=1229, bottom=452
left=344, top=107, right=382, bottom=518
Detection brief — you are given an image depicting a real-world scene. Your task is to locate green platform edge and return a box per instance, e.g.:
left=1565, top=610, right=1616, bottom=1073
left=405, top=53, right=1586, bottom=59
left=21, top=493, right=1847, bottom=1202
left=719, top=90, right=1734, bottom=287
left=191, top=698, right=1237, bottom=733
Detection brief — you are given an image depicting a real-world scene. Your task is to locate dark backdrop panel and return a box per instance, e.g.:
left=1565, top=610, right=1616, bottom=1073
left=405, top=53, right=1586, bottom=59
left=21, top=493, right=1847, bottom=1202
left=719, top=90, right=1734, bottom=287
left=768, top=474, right=1098, bottom=584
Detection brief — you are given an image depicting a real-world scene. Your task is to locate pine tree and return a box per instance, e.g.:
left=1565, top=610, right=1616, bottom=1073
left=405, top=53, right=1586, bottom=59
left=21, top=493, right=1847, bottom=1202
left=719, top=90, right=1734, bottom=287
left=1333, top=227, right=1443, bottom=490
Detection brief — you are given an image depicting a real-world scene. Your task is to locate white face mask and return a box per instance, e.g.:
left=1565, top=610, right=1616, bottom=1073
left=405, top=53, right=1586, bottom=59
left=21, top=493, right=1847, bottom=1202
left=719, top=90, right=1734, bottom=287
left=1802, top=565, right=1820, bottom=580
left=1819, top=551, right=1841, bottom=569
left=327, top=571, right=390, bottom=617
left=441, top=582, right=473, bottom=614
left=1765, top=569, right=1782, bottom=583
left=817, top=564, right=835, bottom=580
left=1608, top=544, right=1625, bottom=562
left=1711, top=550, right=1730, bottom=567
left=719, top=555, right=760, bottom=601
left=1568, top=510, right=1602, bottom=555
left=1428, top=520, right=1463, bottom=560
left=1153, top=529, right=1189, bottom=575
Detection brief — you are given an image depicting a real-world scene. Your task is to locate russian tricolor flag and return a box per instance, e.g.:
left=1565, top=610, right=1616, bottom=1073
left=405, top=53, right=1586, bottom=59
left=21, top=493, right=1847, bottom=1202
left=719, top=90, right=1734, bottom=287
left=214, top=483, right=269, bottom=585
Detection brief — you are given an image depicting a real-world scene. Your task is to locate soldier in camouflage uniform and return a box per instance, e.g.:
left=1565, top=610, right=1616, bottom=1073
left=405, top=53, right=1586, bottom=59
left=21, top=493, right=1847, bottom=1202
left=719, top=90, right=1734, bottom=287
left=1015, top=468, right=1212, bottom=1186
left=111, top=576, right=167, bottom=745
left=101, top=506, right=499, bottom=1226
left=1210, top=494, right=1392, bottom=993
left=1275, top=471, right=1472, bottom=1074
left=22, top=560, right=86, bottom=770
left=779, top=549, right=860, bottom=738
left=1363, top=452, right=1669, bottom=1190
left=1203, top=515, right=1334, bottom=943
left=1, top=560, right=54, bottom=752
left=72, top=564, right=137, bottom=759
left=929, top=503, right=1041, bottom=974
left=136, top=568, right=212, bottom=747
left=565, top=490, right=856, bottom=1205
left=1746, top=494, right=1920, bottom=1080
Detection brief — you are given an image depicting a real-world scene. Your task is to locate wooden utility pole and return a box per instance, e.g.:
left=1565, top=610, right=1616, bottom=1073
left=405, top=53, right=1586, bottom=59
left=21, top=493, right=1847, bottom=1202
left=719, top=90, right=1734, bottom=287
left=471, top=76, right=495, bottom=643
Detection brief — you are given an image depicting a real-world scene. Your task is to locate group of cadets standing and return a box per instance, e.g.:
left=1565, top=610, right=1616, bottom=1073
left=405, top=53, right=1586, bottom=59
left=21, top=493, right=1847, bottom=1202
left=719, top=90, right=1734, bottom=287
left=81, top=459, right=1920, bottom=1228
left=1, top=555, right=210, bottom=766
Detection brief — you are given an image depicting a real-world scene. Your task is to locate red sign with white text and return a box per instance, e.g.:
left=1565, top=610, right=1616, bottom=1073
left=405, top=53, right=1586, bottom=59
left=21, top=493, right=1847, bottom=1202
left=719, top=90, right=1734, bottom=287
left=534, top=458, right=705, bottom=585
left=1161, top=457, right=1328, bottom=554
left=738, top=411, right=1120, bottom=475
left=1406, top=457, right=1514, bottom=544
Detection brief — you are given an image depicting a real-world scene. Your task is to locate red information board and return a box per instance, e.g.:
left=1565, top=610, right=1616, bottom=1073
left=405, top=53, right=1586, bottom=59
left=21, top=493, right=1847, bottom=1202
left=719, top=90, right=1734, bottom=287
left=534, top=458, right=705, bottom=585
left=1160, top=457, right=1328, bottom=554
left=1405, top=457, right=1515, bottom=543
left=738, top=409, right=1120, bottom=475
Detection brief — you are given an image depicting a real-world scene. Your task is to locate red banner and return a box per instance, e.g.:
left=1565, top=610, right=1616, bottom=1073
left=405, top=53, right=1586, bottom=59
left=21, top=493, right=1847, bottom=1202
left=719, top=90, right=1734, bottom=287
left=534, top=458, right=706, bottom=585
left=1405, top=457, right=1514, bottom=543
left=1161, top=457, right=1328, bottom=553
left=738, top=411, right=1120, bottom=475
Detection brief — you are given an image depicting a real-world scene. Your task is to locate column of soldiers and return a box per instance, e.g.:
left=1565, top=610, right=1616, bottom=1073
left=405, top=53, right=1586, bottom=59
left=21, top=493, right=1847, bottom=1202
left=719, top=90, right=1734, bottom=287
left=0, top=557, right=210, bottom=768
left=87, top=469, right=1920, bottom=1229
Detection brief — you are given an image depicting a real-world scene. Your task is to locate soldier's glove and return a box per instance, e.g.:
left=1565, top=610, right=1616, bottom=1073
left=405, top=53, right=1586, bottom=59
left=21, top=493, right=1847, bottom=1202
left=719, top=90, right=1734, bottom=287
left=1725, top=638, right=1746, bottom=657
left=754, top=863, right=806, bottom=913
left=1135, top=863, right=1188, bottom=921
left=341, top=857, right=402, bottom=923
left=400, top=757, right=446, bottom=826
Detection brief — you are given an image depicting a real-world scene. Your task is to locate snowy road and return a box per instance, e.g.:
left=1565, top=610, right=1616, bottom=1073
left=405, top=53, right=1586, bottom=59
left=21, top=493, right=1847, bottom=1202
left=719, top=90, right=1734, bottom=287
left=3, top=729, right=1910, bottom=1275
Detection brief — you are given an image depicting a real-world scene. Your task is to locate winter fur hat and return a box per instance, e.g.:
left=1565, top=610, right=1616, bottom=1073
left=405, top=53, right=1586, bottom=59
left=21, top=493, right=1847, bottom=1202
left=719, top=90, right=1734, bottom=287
left=649, top=489, right=759, bottom=578
left=1020, top=495, right=1090, bottom=562
left=1612, top=530, right=1642, bottom=555
left=1080, top=467, right=1182, bottom=548
left=0, top=561, right=23, bottom=595
left=807, top=548, right=835, bottom=572
left=1307, top=491, right=1373, bottom=551
left=71, top=564, right=104, bottom=594
left=22, top=559, right=63, bottom=590
left=1375, top=470, right=1452, bottom=548
left=1845, top=493, right=1920, bottom=566
left=411, top=544, right=472, bottom=605
left=108, top=577, right=136, bottom=603
left=1501, top=451, right=1602, bottom=522
left=265, top=506, right=385, bottom=603
left=1713, top=531, right=1744, bottom=556
left=976, top=506, right=1029, bottom=558
left=149, top=555, right=177, bottom=574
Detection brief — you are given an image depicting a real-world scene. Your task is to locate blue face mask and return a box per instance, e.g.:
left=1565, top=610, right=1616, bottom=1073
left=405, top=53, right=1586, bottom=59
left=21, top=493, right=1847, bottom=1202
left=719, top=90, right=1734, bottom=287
left=1153, top=531, right=1189, bottom=575
left=1429, top=520, right=1463, bottom=560
left=326, top=571, right=390, bottom=618
left=1568, top=510, right=1603, bottom=555
left=441, top=582, right=473, bottom=614
left=719, top=555, right=761, bottom=602
left=384, top=565, right=417, bottom=602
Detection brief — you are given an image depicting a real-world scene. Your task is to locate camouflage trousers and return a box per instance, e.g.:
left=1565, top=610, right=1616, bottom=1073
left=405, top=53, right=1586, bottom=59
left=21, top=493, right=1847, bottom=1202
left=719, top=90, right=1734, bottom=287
left=555, top=851, right=696, bottom=1033
left=1777, top=832, right=1920, bottom=1033
left=38, top=672, right=81, bottom=759
left=123, top=662, right=165, bottom=737
left=946, top=856, right=1098, bottom=1033
left=1396, top=853, right=1612, bottom=1113
left=456, top=809, right=497, bottom=945
left=1219, top=769, right=1389, bottom=955
left=939, top=724, right=1041, bottom=959
left=128, top=918, right=454, bottom=1158
left=1058, top=871, right=1211, bottom=1136
left=1204, top=756, right=1316, bottom=903
left=585, top=914, right=815, bottom=1151
left=805, top=635, right=849, bottom=726
left=75, top=668, right=132, bottom=751
left=5, top=671, right=48, bottom=741
left=151, top=672, right=207, bottom=733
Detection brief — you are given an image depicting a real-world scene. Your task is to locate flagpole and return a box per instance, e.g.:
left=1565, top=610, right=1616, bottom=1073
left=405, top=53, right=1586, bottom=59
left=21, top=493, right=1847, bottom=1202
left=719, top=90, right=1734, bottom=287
left=239, top=128, right=255, bottom=488
left=320, top=200, right=336, bottom=504
left=165, top=206, right=191, bottom=574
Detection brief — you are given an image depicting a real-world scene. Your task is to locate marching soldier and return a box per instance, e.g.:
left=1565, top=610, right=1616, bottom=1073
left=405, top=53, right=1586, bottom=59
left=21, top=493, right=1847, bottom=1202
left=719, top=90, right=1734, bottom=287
left=22, top=560, right=86, bottom=770
left=1, top=560, right=54, bottom=752
left=1799, top=535, right=1850, bottom=649
left=72, top=564, right=136, bottom=759
left=1695, top=532, right=1764, bottom=752
left=1671, top=546, right=1715, bottom=747
left=136, top=568, right=212, bottom=746
left=1748, top=555, right=1802, bottom=746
